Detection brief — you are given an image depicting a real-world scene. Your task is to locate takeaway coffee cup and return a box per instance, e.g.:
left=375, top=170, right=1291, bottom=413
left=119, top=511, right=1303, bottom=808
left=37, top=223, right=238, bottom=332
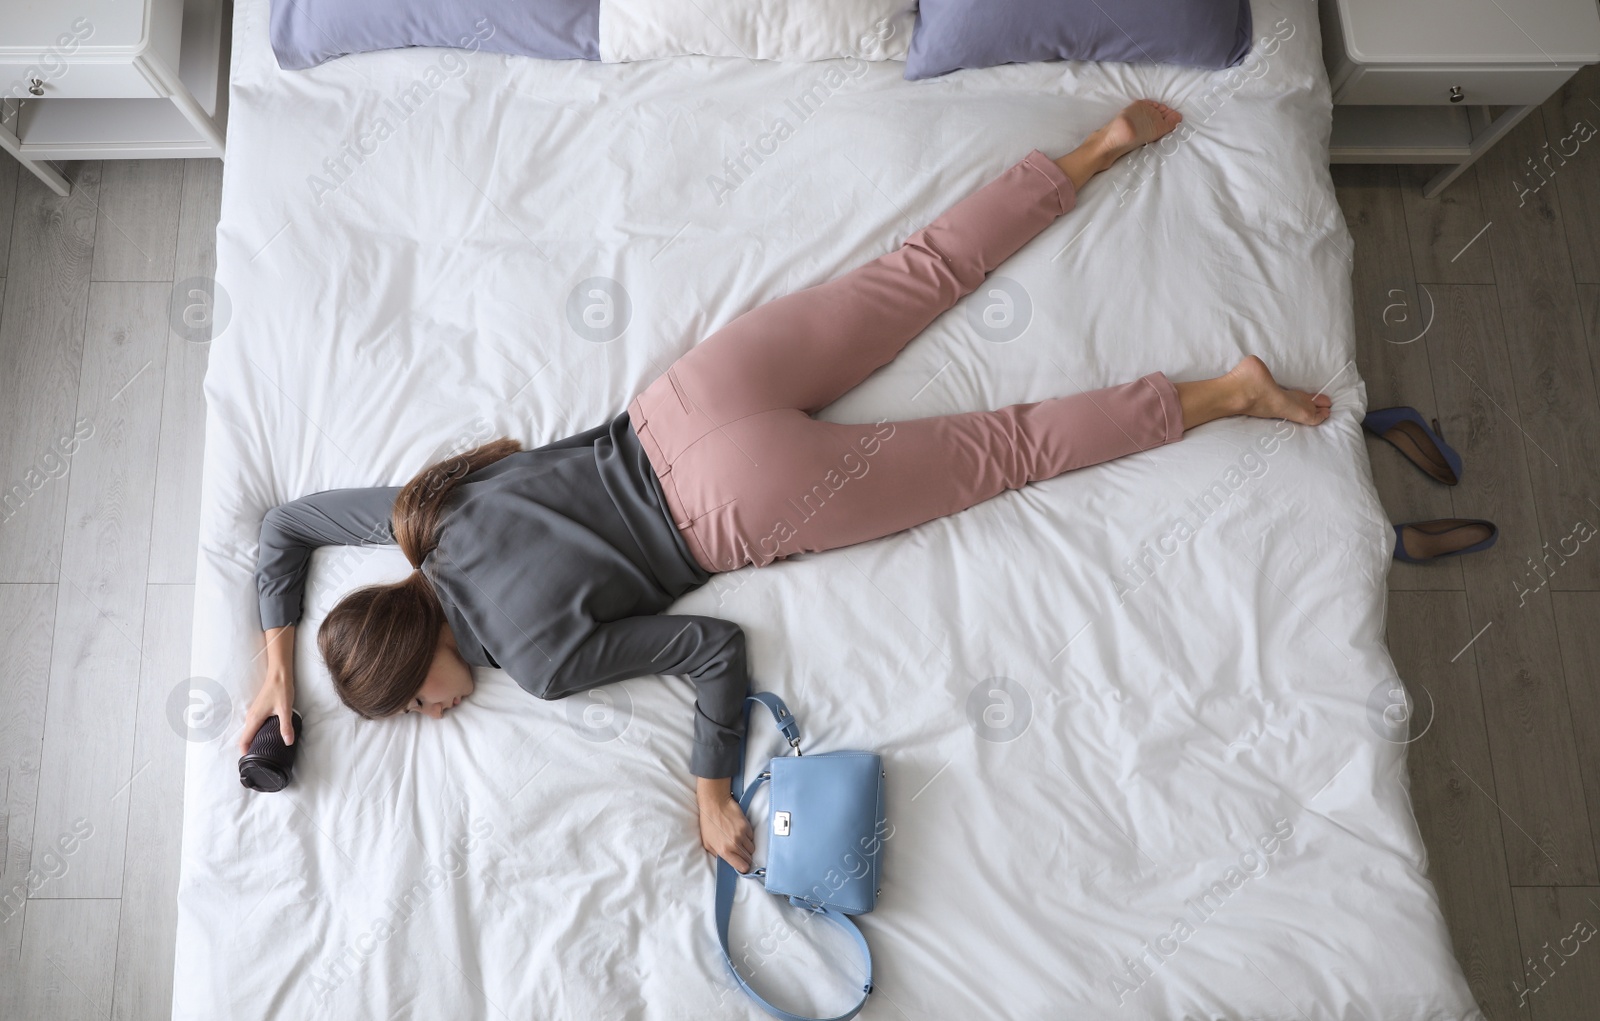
left=239, top=711, right=303, bottom=793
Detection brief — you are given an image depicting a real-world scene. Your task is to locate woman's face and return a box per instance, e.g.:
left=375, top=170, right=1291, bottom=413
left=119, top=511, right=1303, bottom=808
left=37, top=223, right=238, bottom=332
left=402, top=626, right=475, bottom=720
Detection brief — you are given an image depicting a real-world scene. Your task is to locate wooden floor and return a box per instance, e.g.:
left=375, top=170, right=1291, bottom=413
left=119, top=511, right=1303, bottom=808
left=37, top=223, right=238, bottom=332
left=0, top=157, right=219, bottom=1021
left=1335, top=65, right=1600, bottom=1021
left=1, top=71, right=1598, bottom=1021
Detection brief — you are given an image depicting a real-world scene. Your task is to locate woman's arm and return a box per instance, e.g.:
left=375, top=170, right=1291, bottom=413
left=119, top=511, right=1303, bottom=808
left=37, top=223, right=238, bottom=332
left=238, top=624, right=298, bottom=753
left=241, top=486, right=402, bottom=752
left=540, top=614, right=756, bottom=871
left=541, top=614, right=750, bottom=777
left=255, top=486, right=404, bottom=630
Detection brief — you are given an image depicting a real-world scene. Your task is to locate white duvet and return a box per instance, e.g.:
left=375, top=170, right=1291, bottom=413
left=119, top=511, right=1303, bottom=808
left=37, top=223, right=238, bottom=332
left=174, top=0, right=1479, bottom=1017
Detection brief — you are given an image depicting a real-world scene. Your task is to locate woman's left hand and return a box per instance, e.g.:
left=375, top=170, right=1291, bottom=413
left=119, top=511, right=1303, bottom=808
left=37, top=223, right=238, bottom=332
left=697, top=787, right=755, bottom=873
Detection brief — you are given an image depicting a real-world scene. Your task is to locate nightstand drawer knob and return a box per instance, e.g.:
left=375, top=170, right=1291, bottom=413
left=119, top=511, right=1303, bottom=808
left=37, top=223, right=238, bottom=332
left=1448, top=85, right=1464, bottom=103
left=27, top=78, right=43, bottom=97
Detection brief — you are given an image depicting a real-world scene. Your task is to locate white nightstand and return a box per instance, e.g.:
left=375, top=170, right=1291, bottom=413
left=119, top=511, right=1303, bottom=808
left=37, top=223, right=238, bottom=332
left=1321, top=0, right=1600, bottom=197
left=0, top=0, right=229, bottom=197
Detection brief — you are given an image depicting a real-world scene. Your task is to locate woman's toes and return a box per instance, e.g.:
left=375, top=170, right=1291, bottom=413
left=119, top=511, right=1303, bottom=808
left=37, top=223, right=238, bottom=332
left=1290, top=390, right=1332, bottom=424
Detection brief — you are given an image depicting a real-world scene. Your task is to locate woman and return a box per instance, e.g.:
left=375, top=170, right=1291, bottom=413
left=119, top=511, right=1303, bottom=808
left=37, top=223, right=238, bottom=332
left=239, top=100, right=1331, bottom=875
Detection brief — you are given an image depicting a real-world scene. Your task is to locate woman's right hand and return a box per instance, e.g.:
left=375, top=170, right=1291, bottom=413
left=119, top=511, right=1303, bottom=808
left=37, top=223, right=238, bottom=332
left=238, top=627, right=297, bottom=754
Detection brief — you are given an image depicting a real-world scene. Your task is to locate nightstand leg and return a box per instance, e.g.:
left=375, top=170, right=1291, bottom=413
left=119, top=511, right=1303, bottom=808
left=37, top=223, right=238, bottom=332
left=1423, top=103, right=1537, bottom=199
left=0, top=100, right=69, bottom=197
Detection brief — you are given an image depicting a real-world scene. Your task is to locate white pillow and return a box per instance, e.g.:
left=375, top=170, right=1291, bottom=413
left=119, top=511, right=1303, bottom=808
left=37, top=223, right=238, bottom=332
left=598, top=0, right=914, bottom=62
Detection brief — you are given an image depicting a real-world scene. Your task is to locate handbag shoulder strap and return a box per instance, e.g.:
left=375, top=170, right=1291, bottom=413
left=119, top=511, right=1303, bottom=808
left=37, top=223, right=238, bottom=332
left=714, top=773, right=874, bottom=1021
left=731, top=692, right=801, bottom=802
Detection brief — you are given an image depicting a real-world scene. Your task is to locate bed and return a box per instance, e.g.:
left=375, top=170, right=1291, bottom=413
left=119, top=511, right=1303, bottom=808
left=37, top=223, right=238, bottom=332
left=173, top=0, right=1481, bottom=1017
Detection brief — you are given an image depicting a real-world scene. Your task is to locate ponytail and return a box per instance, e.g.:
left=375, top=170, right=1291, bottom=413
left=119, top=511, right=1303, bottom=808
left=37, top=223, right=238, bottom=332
left=391, top=438, right=522, bottom=569
left=319, top=438, right=522, bottom=718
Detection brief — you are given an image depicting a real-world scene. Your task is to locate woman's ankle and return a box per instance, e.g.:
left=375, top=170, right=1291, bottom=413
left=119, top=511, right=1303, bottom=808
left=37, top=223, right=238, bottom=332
left=1175, top=375, right=1246, bottom=431
left=1054, top=137, right=1113, bottom=192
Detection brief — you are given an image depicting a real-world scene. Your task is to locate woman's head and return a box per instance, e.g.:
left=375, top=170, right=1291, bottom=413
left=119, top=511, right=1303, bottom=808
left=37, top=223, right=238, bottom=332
left=318, top=437, right=522, bottom=721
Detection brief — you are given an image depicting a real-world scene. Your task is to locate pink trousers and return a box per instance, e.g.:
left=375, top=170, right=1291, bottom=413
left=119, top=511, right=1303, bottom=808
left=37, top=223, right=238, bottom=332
left=628, top=149, right=1184, bottom=574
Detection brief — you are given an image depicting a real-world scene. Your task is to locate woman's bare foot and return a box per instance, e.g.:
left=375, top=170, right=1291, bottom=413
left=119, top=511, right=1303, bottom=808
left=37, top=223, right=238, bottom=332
left=1226, top=355, right=1332, bottom=426
left=1096, top=100, right=1184, bottom=164
left=1175, top=356, right=1333, bottom=431
left=1055, top=100, right=1185, bottom=190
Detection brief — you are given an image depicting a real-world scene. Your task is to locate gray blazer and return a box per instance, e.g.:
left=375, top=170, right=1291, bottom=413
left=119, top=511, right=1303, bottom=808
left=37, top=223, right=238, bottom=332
left=254, top=412, right=749, bottom=778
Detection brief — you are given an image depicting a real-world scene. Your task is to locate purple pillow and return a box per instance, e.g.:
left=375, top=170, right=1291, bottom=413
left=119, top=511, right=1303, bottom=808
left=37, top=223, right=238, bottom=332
left=270, top=0, right=601, bottom=70
left=904, top=0, right=1253, bottom=80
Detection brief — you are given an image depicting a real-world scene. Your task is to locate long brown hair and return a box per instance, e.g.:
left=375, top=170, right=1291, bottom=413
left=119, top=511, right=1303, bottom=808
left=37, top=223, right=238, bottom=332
left=318, top=438, right=522, bottom=718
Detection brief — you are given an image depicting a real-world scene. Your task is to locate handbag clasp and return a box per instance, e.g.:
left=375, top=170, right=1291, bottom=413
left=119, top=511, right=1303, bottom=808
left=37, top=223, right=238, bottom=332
left=789, top=736, right=803, bottom=756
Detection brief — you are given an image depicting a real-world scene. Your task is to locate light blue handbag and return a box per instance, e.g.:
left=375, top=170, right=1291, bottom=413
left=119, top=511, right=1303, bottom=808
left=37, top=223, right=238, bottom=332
left=714, top=692, right=886, bottom=1021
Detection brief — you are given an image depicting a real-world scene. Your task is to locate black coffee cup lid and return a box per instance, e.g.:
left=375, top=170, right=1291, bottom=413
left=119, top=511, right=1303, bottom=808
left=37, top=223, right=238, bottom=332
left=240, top=758, right=290, bottom=792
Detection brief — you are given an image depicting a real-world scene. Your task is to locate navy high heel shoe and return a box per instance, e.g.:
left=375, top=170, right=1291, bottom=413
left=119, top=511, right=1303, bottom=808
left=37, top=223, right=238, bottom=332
left=1393, top=519, right=1498, bottom=563
left=1362, top=407, right=1462, bottom=486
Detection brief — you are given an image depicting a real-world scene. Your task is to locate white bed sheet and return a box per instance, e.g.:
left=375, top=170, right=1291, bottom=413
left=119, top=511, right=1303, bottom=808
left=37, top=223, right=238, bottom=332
left=174, top=1, right=1480, bottom=1017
